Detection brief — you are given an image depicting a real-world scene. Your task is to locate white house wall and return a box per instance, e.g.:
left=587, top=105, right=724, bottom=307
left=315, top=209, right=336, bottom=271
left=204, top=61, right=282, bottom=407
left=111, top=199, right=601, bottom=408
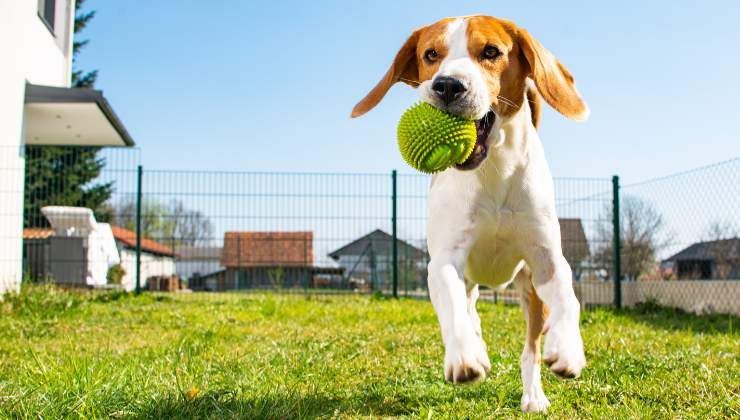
left=0, top=1, right=73, bottom=295
left=23, top=2, right=73, bottom=87
left=119, top=249, right=176, bottom=292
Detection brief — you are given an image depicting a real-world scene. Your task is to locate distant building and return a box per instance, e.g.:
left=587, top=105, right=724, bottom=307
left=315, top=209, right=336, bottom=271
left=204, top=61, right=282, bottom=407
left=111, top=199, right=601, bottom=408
left=109, top=226, right=177, bottom=291
left=189, top=269, right=227, bottom=292
left=663, top=238, right=740, bottom=280
left=328, top=229, right=426, bottom=290
left=559, top=218, right=590, bottom=280
left=176, top=246, right=223, bottom=282
left=22, top=223, right=175, bottom=291
left=23, top=228, right=87, bottom=286
left=219, top=231, right=313, bottom=290
left=23, top=206, right=120, bottom=287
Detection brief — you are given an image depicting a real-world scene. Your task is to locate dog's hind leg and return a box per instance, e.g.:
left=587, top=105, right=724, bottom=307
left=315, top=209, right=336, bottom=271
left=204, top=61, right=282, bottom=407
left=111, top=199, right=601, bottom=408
left=515, top=267, right=551, bottom=413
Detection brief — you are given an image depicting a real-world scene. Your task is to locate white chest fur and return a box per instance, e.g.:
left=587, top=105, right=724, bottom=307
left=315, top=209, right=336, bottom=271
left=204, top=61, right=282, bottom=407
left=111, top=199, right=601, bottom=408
left=426, top=101, right=556, bottom=287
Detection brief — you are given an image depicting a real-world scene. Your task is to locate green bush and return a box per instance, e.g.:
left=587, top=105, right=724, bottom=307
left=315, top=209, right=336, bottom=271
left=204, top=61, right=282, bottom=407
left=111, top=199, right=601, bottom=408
left=107, top=264, right=126, bottom=285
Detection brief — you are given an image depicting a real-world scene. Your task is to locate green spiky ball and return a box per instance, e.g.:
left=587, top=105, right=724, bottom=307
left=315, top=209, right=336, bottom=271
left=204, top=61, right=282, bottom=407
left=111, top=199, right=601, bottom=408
left=397, top=102, right=476, bottom=174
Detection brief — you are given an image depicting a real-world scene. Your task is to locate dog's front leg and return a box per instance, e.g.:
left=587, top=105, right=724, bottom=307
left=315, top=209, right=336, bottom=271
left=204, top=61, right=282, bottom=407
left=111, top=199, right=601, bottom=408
left=428, top=246, right=491, bottom=383
left=527, top=246, right=586, bottom=378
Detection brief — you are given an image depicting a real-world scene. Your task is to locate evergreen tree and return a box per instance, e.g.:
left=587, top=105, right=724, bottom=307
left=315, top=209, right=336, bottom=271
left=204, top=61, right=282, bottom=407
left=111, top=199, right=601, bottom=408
left=24, top=0, right=112, bottom=227
left=24, top=147, right=113, bottom=227
left=71, top=0, right=98, bottom=88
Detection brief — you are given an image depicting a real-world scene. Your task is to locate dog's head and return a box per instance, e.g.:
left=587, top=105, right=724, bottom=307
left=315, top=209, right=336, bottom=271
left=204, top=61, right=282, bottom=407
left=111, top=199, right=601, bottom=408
left=352, top=16, right=588, bottom=170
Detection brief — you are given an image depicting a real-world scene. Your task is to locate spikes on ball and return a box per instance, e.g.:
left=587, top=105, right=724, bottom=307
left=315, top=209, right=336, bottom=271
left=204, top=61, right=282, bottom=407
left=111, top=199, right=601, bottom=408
left=397, top=102, right=477, bottom=174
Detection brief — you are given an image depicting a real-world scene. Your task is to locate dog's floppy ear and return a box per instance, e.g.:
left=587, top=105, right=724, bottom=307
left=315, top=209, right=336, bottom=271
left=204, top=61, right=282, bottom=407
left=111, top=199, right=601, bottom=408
left=526, top=85, right=541, bottom=129
left=518, top=28, right=589, bottom=121
left=351, top=29, right=423, bottom=118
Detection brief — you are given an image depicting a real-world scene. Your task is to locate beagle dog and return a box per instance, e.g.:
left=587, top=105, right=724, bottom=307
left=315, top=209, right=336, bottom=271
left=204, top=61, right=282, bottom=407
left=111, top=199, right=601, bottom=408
left=352, top=16, right=587, bottom=413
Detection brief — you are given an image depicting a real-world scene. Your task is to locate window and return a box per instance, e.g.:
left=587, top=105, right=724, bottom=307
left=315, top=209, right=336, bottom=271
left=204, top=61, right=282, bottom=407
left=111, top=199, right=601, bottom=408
left=38, top=0, right=56, bottom=32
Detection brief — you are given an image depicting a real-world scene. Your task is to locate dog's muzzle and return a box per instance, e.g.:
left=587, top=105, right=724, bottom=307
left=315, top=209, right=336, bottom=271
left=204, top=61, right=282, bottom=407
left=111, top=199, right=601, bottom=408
left=432, top=76, right=467, bottom=106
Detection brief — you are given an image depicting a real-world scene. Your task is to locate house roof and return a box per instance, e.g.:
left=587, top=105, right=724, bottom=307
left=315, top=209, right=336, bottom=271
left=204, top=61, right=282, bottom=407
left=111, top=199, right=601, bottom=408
left=664, top=238, right=740, bottom=262
left=23, top=228, right=54, bottom=240
left=23, top=226, right=176, bottom=257
left=221, top=232, right=313, bottom=268
left=559, top=218, right=590, bottom=260
left=110, top=226, right=176, bottom=257
left=24, top=84, right=135, bottom=147
left=328, top=229, right=425, bottom=260
left=177, top=246, right=222, bottom=261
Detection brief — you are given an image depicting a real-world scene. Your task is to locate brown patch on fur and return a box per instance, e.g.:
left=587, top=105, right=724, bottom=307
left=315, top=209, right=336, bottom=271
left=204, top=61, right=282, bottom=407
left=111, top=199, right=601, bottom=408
left=527, top=282, right=549, bottom=361
left=526, top=86, right=541, bottom=129
left=465, top=16, right=527, bottom=118
left=351, top=29, right=421, bottom=118
left=415, top=19, right=454, bottom=82
left=518, top=28, right=589, bottom=121
left=465, top=15, right=587, bottom=122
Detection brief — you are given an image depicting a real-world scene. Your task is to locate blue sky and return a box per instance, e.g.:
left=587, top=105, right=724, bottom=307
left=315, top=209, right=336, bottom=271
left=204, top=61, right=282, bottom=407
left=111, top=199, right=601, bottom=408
left=78, top=0, right=740, bottom=182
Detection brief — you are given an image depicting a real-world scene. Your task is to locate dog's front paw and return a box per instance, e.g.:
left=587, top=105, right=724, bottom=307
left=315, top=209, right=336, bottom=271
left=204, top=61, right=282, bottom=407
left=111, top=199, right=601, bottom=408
left=444, top=333, right=491, bottom=383
left=543, top=316, right=586, bottom=378
left=521, top=387, right=550, bottom=413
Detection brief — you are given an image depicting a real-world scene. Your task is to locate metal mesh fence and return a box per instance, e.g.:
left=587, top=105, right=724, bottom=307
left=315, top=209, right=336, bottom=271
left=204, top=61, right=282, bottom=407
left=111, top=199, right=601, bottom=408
left=5, top=146, right=739, bottom=314
left=0, top=146, right=25, bottom=294
left=138, top=171, right=613, bottom=302
left=9, top=146, right=139, bottom=289
left=618, top=158, right=740, bottom=314
left=554, top=177, right=615, bottom=308
left=139, top=170, right=393, bottom=295
left=9, top=146, right=614, bottom=303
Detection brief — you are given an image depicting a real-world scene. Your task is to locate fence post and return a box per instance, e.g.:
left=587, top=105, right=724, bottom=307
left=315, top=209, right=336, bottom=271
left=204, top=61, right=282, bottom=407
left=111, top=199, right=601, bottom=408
left=135, top=165, right=142, bottom=294
left=612, top=175, right=621, bottom=308
left=391, top=170, right=398, bottom=298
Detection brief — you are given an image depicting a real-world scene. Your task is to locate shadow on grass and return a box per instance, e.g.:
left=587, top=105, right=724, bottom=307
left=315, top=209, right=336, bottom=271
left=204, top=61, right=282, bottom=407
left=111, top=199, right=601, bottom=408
left=133, top=393, right=374, bottom=420
left=603, top=302, right=738, bottom=336
left=131, top=385, right=521, bottom=419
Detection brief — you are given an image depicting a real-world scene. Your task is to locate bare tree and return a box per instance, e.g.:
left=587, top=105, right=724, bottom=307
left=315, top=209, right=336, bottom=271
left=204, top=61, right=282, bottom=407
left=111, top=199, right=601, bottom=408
left=703, top=221, right=739, bottom=280
left=594, top=196, right=671, bottom=281
left=113, top=199, right=213, bottom=246
left=114, top=200, right=173, bottom=240
left=168, top=201, right=214, bottom=246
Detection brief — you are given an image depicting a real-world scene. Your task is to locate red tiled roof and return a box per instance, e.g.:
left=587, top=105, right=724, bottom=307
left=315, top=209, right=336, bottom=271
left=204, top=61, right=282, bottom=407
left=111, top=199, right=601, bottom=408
left=221, top=231, right=313, bottom=268
left=23, top=226, right=175, bottom=257
left=110, top=225, right=176, bottom=257
left=23, top=228, right=54, bottom=239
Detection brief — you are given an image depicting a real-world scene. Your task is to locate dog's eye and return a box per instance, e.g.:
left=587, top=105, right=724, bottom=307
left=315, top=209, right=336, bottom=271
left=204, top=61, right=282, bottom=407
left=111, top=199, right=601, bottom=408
left=481, top=45, right=500, bottom=60
left=424, top=48, right=439, bottom=62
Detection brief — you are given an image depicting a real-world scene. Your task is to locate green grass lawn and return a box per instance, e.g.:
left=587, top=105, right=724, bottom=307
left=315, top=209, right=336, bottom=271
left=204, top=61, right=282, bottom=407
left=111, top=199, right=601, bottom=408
left=1, top=286, right=738, bottom=419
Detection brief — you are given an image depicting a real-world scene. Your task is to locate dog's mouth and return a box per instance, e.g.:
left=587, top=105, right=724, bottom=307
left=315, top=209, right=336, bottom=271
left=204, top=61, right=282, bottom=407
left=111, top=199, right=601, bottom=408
left=455, top=111, right=495, bottom=171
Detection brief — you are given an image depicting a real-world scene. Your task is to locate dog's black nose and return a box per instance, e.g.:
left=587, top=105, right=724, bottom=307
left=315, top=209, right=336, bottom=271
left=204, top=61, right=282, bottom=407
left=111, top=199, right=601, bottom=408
left=432, top=77, right=466, bottom=105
